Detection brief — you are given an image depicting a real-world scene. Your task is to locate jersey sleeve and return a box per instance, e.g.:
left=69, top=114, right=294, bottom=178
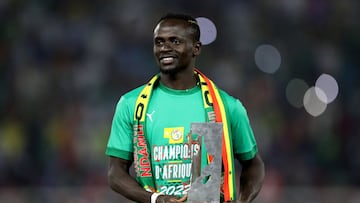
left=226, top=96, right=258, bottom=161
left=105, top=96, right=134, bottom=160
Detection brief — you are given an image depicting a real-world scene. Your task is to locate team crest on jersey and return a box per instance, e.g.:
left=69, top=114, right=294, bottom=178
left=164, top=127, right=184, bottom=144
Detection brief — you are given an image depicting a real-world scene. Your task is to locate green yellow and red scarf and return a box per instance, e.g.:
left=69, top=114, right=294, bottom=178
left=133, top=68, right=236, bottom=201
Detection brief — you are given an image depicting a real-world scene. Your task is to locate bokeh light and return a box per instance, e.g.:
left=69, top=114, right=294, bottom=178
left=315, top=73, right=339, bottom=104
left=196, top=17, right=217, bottom=45
left=303, top=87, right=327, bottom=117
left=286, top=78, right=309, bottom=108
left=254, top=44, right=282, bottom=74
left=2, top=1, right=360, bottom=202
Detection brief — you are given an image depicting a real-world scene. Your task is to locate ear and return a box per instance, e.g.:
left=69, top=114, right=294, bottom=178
left=193, top=41, right=202, bottom=56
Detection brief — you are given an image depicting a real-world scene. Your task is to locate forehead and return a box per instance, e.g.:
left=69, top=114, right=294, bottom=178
left=153, top=19, right=193, bottom=38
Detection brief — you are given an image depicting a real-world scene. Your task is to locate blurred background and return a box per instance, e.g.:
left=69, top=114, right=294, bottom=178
left=1, top=0, right=359, bottom=202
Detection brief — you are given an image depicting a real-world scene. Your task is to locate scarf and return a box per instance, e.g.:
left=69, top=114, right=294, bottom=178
left=133, top=68, right=236, bottom=201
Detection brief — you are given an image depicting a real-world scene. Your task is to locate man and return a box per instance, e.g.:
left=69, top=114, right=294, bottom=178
left=106, top=13, right=265, bottom=203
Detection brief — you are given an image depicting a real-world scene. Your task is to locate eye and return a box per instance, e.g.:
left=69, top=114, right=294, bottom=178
left=171, top=38, right=181, bottom=45
left=173, top=39, right=180, bottom=44
left=154, top=39, right=163, bottom=46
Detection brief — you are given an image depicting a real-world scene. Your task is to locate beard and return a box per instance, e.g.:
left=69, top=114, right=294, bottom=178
left=159, top=64, right=187, bottom=76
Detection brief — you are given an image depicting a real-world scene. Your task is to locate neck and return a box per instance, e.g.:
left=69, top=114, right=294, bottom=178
left=160, top=67, right=197, bottom=90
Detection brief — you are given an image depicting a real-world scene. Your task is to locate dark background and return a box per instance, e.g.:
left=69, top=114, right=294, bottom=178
left=1, top=0, right=359, bottom=202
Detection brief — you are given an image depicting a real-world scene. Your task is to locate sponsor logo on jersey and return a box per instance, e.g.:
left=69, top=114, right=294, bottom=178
left=164, top=127, right=184, bottom=144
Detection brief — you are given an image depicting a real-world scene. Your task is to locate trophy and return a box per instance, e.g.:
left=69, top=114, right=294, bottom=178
left=187, top=123, right=223, bottom=203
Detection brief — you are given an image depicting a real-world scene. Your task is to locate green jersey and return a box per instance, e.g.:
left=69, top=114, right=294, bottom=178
left=106, top=82, right=257, bottom=196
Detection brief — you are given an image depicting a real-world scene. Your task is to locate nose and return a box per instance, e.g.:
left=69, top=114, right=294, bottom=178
left=160, top=41, right=172, bottom=51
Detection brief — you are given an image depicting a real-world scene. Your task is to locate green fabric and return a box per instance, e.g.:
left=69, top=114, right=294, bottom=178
left=218, top=91, right=258, bottom=160
left=106, top=147, right=133, bottom=160
left=106, top=76, right=258, bottom=197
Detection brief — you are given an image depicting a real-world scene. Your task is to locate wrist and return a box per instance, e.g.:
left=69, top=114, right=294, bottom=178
left=151, top=192, right=163, bottom=203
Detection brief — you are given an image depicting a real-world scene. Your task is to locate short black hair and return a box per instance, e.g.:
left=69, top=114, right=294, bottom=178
left=157, top=13, right=200, bottom=41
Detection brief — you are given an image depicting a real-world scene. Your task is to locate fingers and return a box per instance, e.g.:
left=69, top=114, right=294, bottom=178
left=156, top=194, right=188, bottom=203
left=156, top=195, right=178, bottom=203
left=176, top=194, right=187, bottom=202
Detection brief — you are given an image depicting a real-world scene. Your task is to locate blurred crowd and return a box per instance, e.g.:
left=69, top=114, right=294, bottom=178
left=0, top=0, right=360, bottom=202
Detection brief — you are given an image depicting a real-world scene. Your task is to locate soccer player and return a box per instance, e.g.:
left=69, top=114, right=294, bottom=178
left=105, top=13, right=265, bottom=203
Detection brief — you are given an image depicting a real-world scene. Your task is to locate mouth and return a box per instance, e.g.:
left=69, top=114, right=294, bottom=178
left=159, top=56, right=177, bottom=65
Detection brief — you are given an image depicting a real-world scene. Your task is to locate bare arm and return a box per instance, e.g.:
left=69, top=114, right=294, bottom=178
left=108, top=156, right=186, bottom=203
left=236, top=153, right=265, bottom=203
left=107, top=156, right=152, bottom=203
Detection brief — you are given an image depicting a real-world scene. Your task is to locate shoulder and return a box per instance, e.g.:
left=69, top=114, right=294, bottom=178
left=115, top=84, right=147, bottom=111
left=218, top=88, right=241, bottom=106
left=218, top=89, right=236, bottom=103
left=122, top=84, right=147, bottom=100
left=217, top=88, right=248, bottom=116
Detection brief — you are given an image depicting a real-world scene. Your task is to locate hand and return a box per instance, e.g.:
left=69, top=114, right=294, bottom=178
left=156, top=194, right=187, bottom=203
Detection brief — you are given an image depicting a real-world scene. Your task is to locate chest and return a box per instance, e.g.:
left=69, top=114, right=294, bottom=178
left=145, top=88, right=206, bottom=145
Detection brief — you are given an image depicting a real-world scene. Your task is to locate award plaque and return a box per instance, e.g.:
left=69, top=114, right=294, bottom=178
left=187, top=123, right=223, bottom=203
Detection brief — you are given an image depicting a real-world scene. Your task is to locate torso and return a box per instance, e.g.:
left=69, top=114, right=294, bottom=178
left=146, top=83, right=205, bottom=196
